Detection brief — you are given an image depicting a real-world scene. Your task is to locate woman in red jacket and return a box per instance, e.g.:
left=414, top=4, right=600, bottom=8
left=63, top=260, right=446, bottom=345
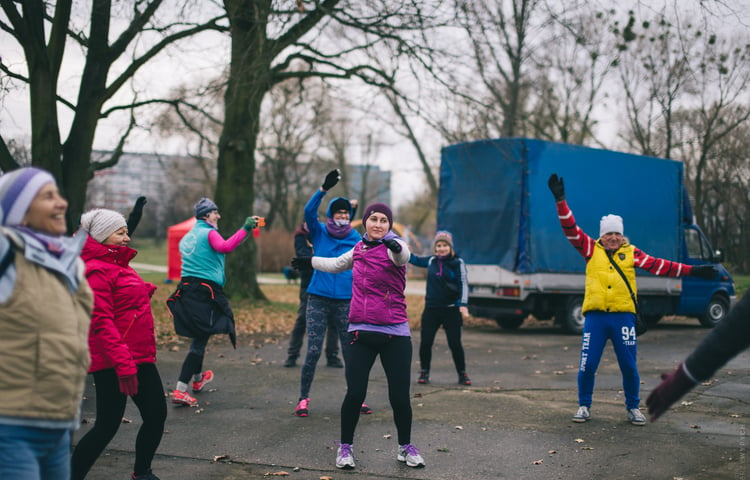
left=71, top=209, right=166, bottom=480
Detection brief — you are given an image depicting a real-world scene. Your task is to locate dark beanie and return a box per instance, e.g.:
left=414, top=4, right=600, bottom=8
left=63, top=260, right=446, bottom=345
left=363, top=202, right=393, bottom=228
left=329, top=198, right=351, bottom=216
left=194, top=197, right=218, bottom=219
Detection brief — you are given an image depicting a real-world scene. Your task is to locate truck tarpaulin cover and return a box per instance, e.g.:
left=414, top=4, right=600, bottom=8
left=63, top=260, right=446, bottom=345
left=438, top=138, right=683, bottom=274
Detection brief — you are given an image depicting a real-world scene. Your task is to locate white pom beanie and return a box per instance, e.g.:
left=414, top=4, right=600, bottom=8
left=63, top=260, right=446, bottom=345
left=599, top=214, right=624, bottom=237
left=80, top=208, right=127, bottom=243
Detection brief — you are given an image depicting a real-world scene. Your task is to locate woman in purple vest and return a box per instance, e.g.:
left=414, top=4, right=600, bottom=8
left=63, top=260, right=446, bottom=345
left=293, top=203, right=425, bottom=470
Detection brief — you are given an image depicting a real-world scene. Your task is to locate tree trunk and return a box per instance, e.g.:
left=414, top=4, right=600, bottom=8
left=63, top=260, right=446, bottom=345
left=218, top=0, right=271, bottom=299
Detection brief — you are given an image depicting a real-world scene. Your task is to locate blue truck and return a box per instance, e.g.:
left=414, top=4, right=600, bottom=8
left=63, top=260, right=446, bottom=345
left=438, top=138, right=736, bottom=334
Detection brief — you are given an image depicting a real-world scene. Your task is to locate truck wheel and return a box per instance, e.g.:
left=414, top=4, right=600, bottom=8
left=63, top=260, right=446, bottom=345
left=495, top=316, right=525, bottom=330
left=558, top=296, right=585, bottom=335
left=698, top=295, right=729, bottom=328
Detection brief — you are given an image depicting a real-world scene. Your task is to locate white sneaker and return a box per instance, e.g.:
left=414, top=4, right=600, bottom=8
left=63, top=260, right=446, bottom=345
left=572, top=406, right=590, bottom=423
left=397, top=444, right=425, bottom=468
left=336, top=443, right=355, bottom=469
left=628, top=408, right=647, bottom=426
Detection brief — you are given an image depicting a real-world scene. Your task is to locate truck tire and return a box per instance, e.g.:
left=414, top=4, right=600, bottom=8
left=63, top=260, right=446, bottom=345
left=698, top=294, right=729, bottom=328
left=558, top=296, right=585, bottom=335
left=495, top=316, right=525, bottom=330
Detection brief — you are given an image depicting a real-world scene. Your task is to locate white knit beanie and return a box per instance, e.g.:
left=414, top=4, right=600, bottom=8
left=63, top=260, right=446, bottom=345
left=599, top=214, right=624, bottom=237
left=80, top=208, right=127, bottom=243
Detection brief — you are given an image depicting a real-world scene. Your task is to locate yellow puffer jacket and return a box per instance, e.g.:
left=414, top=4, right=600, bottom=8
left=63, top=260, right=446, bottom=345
left=582, top=242, right=637, bottom=314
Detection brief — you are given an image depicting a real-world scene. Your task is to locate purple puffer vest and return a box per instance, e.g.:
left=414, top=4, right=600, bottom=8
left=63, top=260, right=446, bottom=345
left=348, top=241, right=408, bottom=326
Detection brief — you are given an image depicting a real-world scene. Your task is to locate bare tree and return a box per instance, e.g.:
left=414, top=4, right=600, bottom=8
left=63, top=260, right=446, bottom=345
left=0, top=0, right=225, bottom=229
left=216, top=0, right=449, bottom=297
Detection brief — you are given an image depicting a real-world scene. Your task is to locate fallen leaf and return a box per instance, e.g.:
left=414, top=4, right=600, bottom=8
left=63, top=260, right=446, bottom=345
left=680, top=401, right=693, bottom=406
left=582, top=446, right=594, bottom=450
left=121, top=417, right=132, bottom=423
left=532, top=459, right=543, bottom=464
left=574, top=438, right=585, bottom=443
left=548, top=450, right=557, bottom=454
left=455, top=426, right=464, bottom=430
left=553, top=371, right=565, bottom=375
left=729, top=414, right=740, bottom=418
left=690, top=424, right=701, bottom=429
left=320, top=476, right=333, bottom=480
left=437, top=447, right=450, bottom=452
left=213, top=455, right=229, bottom=462
left=383, top=434, right=392, bottom=439
left=263, top=472, right=288, bottom=476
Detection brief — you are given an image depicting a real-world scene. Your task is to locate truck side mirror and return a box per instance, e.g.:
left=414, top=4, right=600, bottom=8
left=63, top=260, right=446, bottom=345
left=713, top=248, right=724, bottom=263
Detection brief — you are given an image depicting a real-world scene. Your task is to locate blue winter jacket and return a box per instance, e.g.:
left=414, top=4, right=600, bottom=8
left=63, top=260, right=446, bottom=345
left=304, top=190, right=361, bottom=299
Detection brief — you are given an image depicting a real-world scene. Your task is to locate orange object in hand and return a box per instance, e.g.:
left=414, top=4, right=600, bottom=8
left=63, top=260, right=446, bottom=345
left=256, top=217, right=266, bottom=227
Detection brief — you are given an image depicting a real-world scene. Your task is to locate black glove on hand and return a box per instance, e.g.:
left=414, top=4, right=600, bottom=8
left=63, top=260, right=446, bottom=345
left=291, top=256, right=313, bottom=272
left=383, top=239, right=402, bottom=253
left=547, top=174, right=565, bottom=201
left=690, top=265, right=718, bottom=279
left=126, top=196, right=147, bottom=236
left=646, top=363, right=698, bottom=422
left=322, top=169, right=341, bottom=191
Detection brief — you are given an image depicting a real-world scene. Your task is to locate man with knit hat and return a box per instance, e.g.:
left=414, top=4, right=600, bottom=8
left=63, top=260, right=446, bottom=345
left=0, top=167, right=93, bottom=480
left=548, top=173, right=718, bottom=426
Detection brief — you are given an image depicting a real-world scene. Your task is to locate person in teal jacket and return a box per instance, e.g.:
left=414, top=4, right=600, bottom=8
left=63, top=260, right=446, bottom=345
left=169, top=197, right=259, bottom=407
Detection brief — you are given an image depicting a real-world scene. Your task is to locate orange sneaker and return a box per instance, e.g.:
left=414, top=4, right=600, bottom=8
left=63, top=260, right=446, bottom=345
left=192, top=370, right=214, bottom=393
left=171, top=389, right=198, bottom=406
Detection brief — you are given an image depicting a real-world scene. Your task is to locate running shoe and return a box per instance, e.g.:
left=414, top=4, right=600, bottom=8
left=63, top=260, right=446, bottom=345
left=336, top=443, right=355, bottom=469
left=191, top=370, right=214, bottom=393
left=397, top=444, right=425, bottom=468
left=572, top=406, right=590, bottom=423
left=295, top=398, right=310, bottom=417
left=171, top=389, right=198, bottom=407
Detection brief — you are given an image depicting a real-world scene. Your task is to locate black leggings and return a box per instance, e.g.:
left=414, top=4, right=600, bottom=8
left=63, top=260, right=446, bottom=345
left=419, top=306, right=466, bottom=373
left=341, top=331, right=412, bottom=445
left=71, top=363, right=167, bottom=479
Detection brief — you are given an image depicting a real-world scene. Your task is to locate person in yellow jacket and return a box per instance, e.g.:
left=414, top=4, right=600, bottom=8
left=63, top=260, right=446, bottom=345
left=548, top=174, right=717, bottom=425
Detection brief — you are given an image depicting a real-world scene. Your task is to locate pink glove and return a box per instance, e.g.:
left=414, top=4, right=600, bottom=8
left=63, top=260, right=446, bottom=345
left=118, top=374, right=139, bottom=396
left=646, top=363, right=697, bottom=422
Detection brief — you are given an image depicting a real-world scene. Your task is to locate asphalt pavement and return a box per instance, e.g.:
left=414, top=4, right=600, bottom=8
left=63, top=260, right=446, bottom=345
left=75, top=314, right=750, bottom=480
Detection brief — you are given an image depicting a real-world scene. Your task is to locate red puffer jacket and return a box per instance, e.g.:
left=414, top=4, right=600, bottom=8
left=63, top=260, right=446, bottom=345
left=81, top=235, right=157, bottom=376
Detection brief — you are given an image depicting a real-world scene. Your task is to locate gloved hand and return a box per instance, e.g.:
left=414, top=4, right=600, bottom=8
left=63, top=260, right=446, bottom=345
left=383, top=239, right=402, bottom=253
left=690, top=265, right=718, bottom=279
left=243, top=216, right=257, bottom=231
left=646, top=363, right=697, bottom=422
left=126, top=196, right=147, bottom=235
left=118, top=374, right=139, bottom=396
left=292, top=256, right=313, bottom=272
left=322, top=169, right=341, bottom=191
left=548, top=174, right=565, bottom=201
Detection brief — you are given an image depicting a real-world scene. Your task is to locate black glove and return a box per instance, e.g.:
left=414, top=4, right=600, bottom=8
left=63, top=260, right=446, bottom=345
left=383, top=239, right=402, bottom=253
left=547, top=174, right=565, bottom=201
left=690, top=265, right=718, bottom=279
left=126, top=196, right=147, bottom=236
left=322, top=169, right=341, bottom=191
left=646, top=363, right=698, bottom=422
left=291, top=256, right=313, bottom=272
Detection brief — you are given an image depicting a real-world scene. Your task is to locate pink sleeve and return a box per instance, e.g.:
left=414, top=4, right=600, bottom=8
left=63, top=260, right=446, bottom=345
left=208, top=228, right=248, bottom=253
